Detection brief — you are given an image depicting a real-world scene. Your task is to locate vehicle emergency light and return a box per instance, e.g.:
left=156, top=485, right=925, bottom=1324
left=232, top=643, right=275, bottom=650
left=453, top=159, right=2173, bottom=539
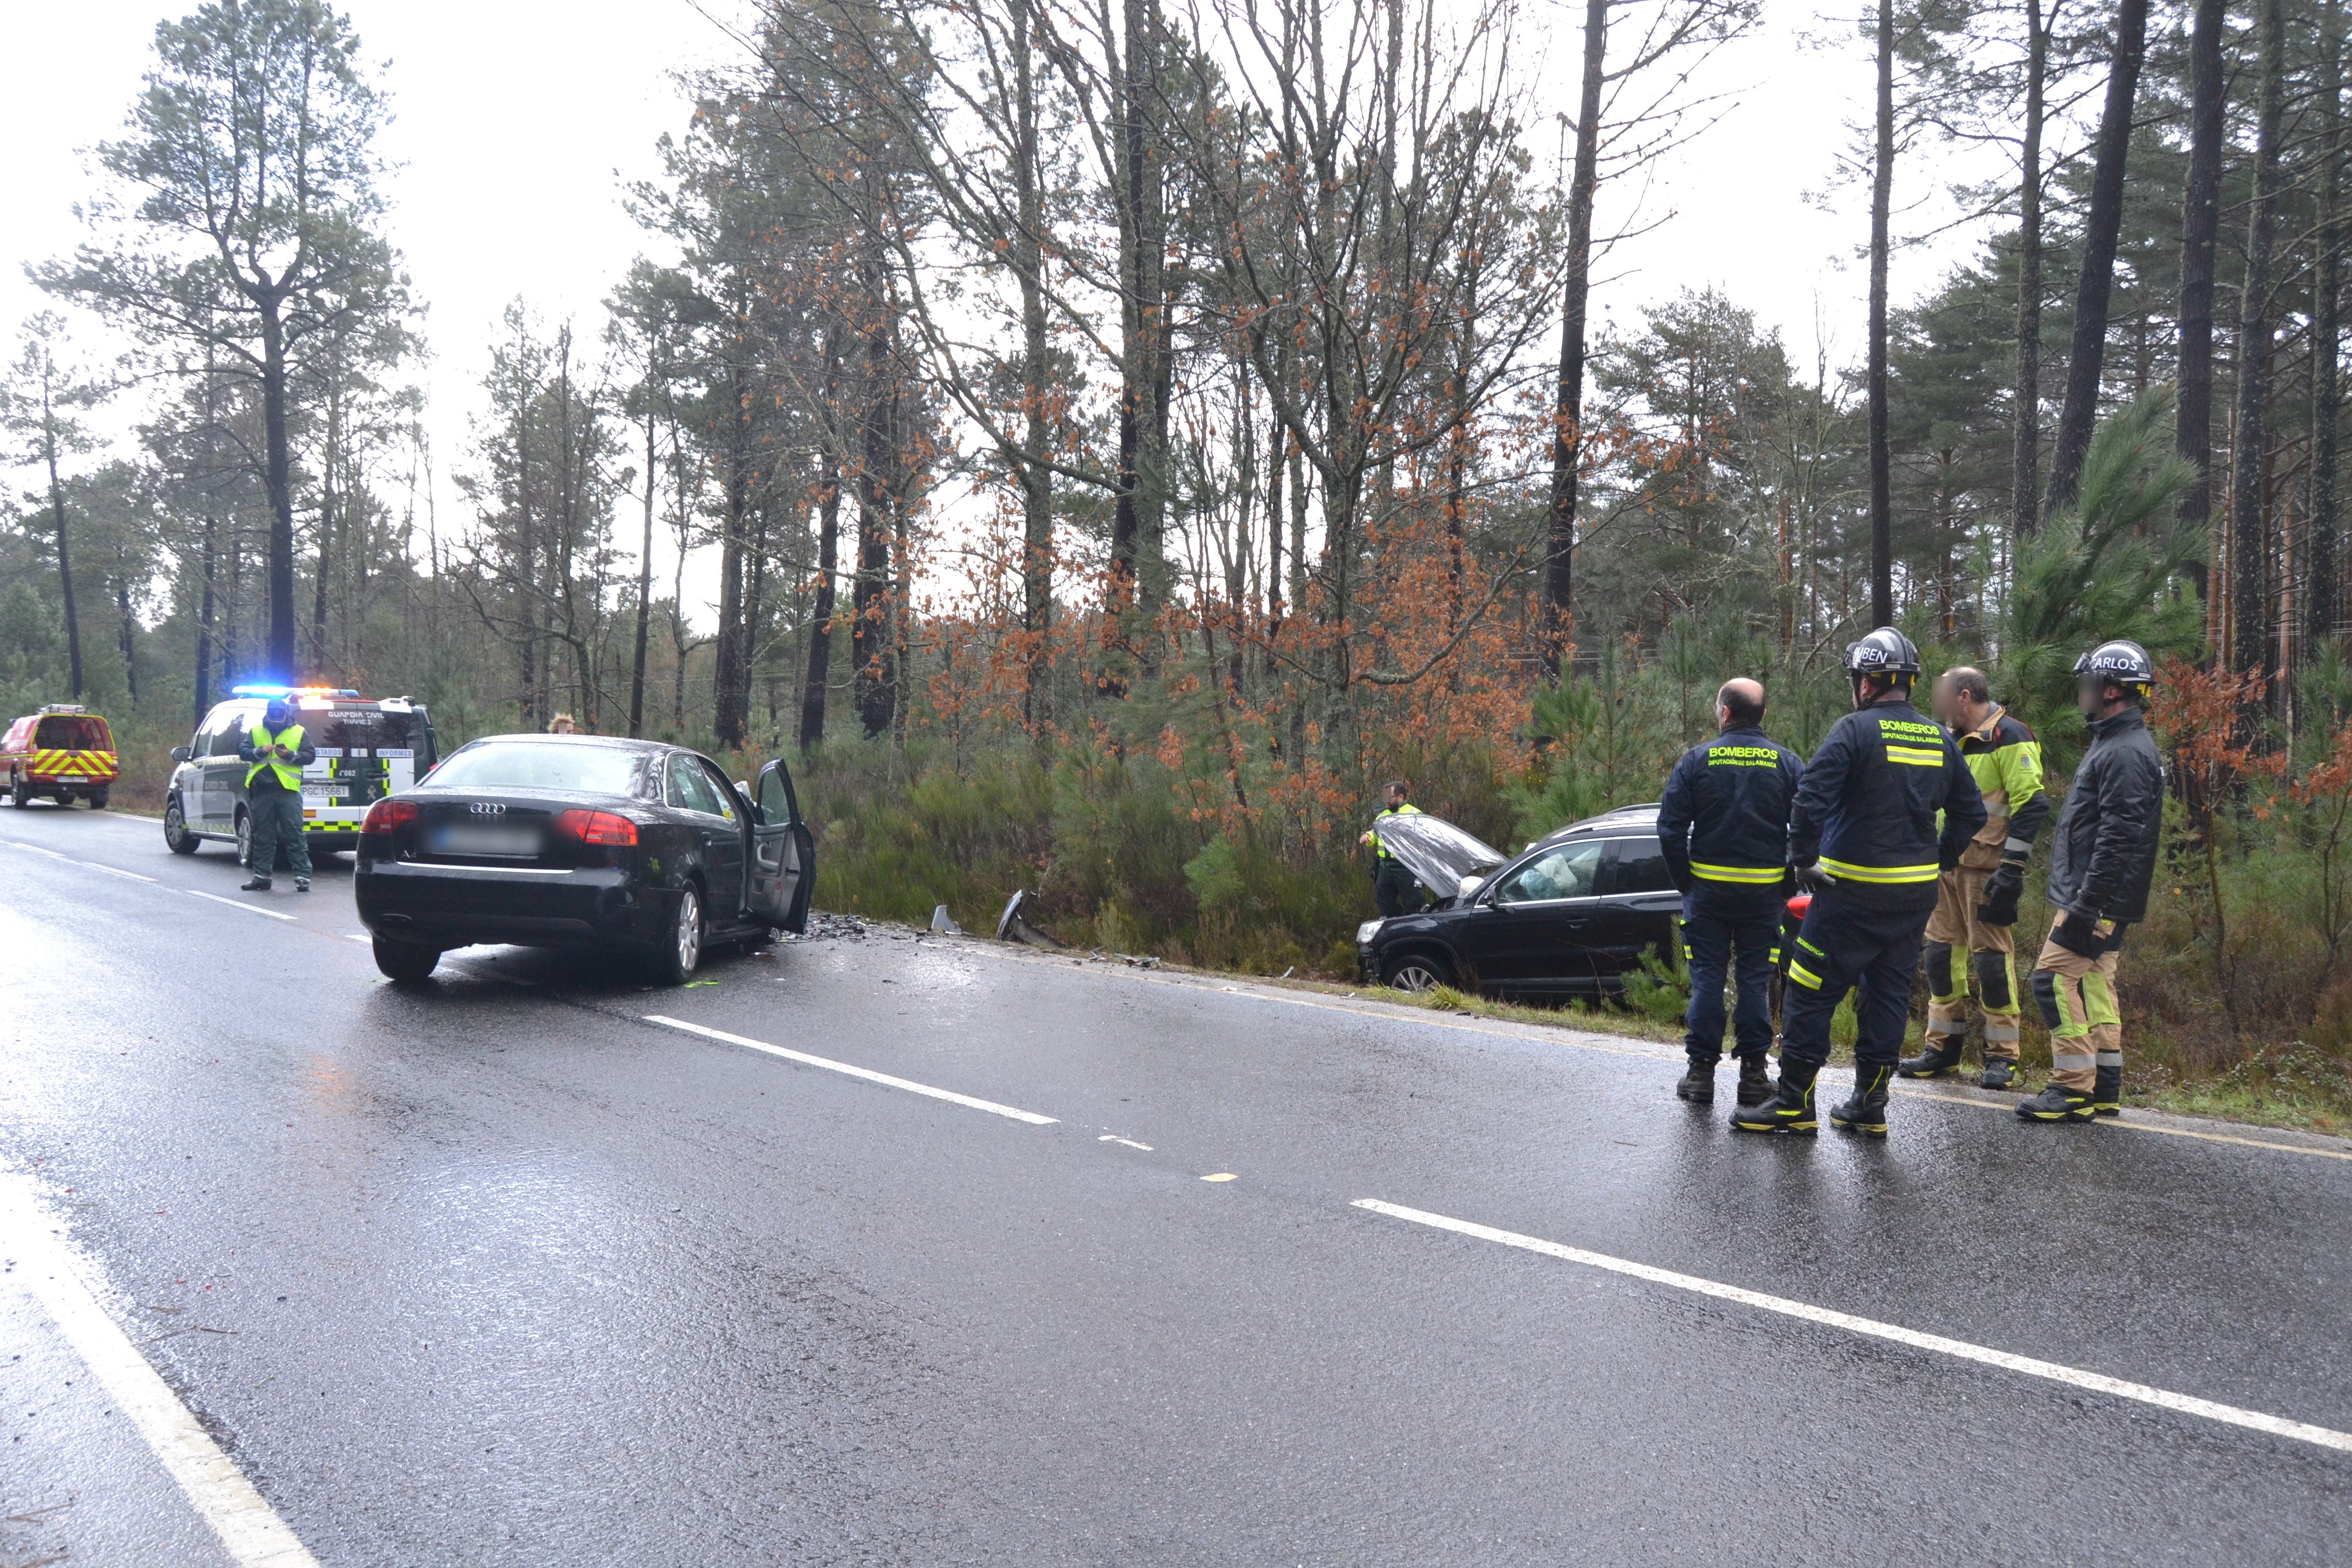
left=557, top=808, right=638, bottom=846
left=361, top=798, right=419, bottom=833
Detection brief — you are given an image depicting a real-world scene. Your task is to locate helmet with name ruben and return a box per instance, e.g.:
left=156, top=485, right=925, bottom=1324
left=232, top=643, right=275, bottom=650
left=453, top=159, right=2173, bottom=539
left=2073, top=639, right=2155, bottom=688
left=1843, top=626, right=1921, bottom=677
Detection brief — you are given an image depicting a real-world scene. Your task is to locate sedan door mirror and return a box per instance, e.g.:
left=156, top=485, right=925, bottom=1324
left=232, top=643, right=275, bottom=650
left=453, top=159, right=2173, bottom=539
left=171, top=745, right=192, bottom=763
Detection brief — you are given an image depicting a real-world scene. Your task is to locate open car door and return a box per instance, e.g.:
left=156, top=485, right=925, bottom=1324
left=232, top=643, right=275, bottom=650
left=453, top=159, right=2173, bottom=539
left=748, top=757, right=818, bottom=933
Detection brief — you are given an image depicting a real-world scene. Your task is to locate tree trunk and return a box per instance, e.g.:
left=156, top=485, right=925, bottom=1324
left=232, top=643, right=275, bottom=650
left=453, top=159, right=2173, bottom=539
left=2313, top=0, right=2345, bottom=660
left=1013, top=0, right=1054, bottom=730
left=715, top=316, right=754, bottom=749
left=853, top=283, right=898, bottom=740
left=2235, top=0, right=2287, bottom=680
left=41, top=401, right=84, bottom=699
left=194, top=513, right=217, bottom=723
left=2011, top=0, right=2047, bottom=538
left=2045, top=0, right=2151, bottom=514
left=258, top=298, right=299, bottom=678
left=1544, top=0, right=1609, bottom=669
left=313, top=361, right=339, bottom=673
left=1103, top=0, right=1165, bottom=699
left=115, top=564, right=137, bottom=705
left=1867, top=0, right=1895, bottom=628
left=630, top=406, right=656, bottom=737
left=800, top=334, right=846, bottom=754
left=2178, top=0, right=2224, bottom=608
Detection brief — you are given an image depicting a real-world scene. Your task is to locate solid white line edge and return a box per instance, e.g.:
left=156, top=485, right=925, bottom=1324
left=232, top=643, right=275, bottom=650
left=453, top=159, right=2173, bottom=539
left=1352, top=1198, right=2352, bottom=1455
left=644, top=1015, right=1058, bottom=1125
left=0, top=1178, right=321, bottom=1566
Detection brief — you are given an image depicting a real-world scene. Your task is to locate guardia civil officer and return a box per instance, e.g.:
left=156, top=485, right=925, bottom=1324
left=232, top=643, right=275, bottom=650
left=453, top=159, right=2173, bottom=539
left=238, top=695, right=315, bottom=894
left=2018, top=640, right=2163, bottom=1123
left=1360, top=779, right=1425, bottom=918
left=1656, top=678, right=1804, bottom=1108
left=1900, top=667, right=2049, bottom=1090
left=1732, top=628, right=1985, bottom=1137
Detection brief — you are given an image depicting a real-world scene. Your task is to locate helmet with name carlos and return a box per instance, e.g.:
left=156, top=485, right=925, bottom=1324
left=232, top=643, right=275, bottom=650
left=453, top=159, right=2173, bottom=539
left=2072, top=639, right=2155, bottom=690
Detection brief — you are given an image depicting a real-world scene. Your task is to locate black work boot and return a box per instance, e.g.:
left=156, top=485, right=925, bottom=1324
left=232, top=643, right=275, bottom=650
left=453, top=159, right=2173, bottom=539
left=1675, top=1059, right=1718, bottom=1104
left=1735, top=1056, right=1774, bottom=1107
left=1979, top=1058, right=2020, bottom=1091
left=2016, top=1083, right=2094, bottom=1123
left=239, top=876, right=272, bottom=892
left=1829, top=1064, right=1894, bottom=1136
left=2091, top=1064, right=2121, bottom=1117
left=1897, top=1035, right=1965, bottom=1079
left=1730, top=1062, right=1819, bottom=1135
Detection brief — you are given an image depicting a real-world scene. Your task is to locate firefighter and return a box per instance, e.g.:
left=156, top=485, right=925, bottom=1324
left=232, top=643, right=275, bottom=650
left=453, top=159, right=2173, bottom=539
left=1900, top=667, right=2049, bottom=1090
left=1733, top=628, right=1985, bottom=1137
left=2019, top=640, right=2163, bottom=1124
left=238, top=695, right=315, bottom=894
left=1360, top=780, right=1425, bottom=917
left=1656, top=678, right=1805, bottom=1108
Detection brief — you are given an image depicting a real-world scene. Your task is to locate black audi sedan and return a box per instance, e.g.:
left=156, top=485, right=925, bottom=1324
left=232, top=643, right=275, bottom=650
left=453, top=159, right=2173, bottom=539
left=1356, top=804, right=1686, bottom=1000
left=354, top=734, right=816, bottom=984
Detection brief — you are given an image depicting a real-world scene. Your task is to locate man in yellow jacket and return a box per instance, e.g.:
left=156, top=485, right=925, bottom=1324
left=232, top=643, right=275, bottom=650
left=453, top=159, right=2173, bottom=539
left=238, top=696, right=316, bottom=893
left=1901, top=667, right=2048, bottom=1089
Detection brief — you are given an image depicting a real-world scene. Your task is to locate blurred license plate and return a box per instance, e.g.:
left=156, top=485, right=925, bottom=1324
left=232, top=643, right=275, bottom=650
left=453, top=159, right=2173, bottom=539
left=431, top=824, right=542, bottom=858
left=302, top=785, right=348, bottom=799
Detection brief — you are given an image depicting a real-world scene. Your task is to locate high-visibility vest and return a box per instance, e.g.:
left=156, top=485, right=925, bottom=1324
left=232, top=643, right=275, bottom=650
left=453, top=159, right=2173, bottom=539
left=246, top=722, right=306, bottom=792
left=1369, top=802, right=1423, bottom=859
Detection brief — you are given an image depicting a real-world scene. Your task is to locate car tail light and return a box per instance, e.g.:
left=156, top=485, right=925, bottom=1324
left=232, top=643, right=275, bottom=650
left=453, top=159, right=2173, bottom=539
left=362, top=798, right=419, bottom=832
left=558, top=808, right=638, bottom=847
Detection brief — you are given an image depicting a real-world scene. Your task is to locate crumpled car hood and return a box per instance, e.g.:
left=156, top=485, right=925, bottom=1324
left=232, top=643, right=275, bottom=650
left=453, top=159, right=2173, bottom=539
left=1374, top=813, right=1509, bottom=901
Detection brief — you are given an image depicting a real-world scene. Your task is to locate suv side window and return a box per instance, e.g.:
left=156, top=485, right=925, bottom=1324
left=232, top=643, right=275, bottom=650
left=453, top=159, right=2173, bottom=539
left=1606, top=836, right=1677, bottom=895
left=209, top=708, right=251, bottom=755
left=1491, top=839, right=1606, bottom=904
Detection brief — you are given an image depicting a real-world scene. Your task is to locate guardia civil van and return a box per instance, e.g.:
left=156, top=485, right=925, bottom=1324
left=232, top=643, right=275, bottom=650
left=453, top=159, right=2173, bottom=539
left=163, top=686, right=439, bottom=862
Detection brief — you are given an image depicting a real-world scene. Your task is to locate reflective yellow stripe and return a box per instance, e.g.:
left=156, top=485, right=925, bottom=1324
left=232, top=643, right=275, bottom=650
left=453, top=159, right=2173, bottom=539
left=1885, top=745, right=1945, bottom=767
left=1787, top=962, right=1825, bottom=990
left=1820, top=856, right=1939, bottom=885
left=1690, top=862, right=1783, bottom=884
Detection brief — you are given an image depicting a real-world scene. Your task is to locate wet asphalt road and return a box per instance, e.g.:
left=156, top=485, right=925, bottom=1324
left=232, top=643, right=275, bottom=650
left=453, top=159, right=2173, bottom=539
left=1, top=803, right=2348, bottom=1566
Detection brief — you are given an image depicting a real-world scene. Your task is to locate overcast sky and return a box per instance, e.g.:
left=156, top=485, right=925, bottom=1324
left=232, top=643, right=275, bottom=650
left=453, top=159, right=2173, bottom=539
left=1, top=1, right=1990, bottom=613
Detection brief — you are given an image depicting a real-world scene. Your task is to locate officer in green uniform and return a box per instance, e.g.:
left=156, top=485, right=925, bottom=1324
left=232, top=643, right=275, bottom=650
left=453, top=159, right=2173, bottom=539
left=239, top=696, right=315, bottom=893
left=1360, top=780, right=1426, bottom=917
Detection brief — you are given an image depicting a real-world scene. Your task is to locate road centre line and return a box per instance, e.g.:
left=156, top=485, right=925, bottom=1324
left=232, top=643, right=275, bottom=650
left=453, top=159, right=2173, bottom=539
left=1025, top=956, right=2352, bottom=1164
left=77, top=858, right=156, bottom=882
left=0, top=1178, right=322, bottom=1567
left=184, top=889, right=299, bottom=922
left=1354, top=1197, right=2352, bottom=1455
left=644, top=1015, right=1059, bottom=1125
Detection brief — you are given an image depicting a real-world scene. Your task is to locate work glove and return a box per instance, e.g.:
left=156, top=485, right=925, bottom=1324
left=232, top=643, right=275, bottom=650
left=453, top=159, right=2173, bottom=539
left=1791, top=860, right=1832, bottom=896
left=1975, top=862, right=2024, bottom=927
left=2050, top=909, right=2101, bottom=958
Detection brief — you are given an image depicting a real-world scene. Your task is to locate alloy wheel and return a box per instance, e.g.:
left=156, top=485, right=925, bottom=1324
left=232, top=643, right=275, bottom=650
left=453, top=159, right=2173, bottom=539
left=1388, top=960, right=1444, bottom=993
left=675, top=886, right=703, bottom=975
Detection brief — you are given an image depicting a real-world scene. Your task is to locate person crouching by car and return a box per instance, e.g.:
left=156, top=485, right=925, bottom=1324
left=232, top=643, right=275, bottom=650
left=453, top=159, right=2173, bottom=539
left=1361, top=780, right=1425, bottom=917
left=239, top=695, right=316, bottom=894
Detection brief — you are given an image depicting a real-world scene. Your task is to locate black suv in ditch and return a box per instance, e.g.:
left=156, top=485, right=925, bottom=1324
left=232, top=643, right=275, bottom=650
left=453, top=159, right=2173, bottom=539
left=1355, top=804, right=1685, bottom=1000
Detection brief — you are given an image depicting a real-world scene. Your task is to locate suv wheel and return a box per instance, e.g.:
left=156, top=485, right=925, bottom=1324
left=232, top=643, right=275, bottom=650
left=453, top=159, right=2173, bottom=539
left=651, top=884, right=704, bottom=984
left=88, top=788, right=109, bottom=810
left=1384, top=952, right=1452, bottom=993
left=8, top=773, right=26, bottom=809
left=164, top=796, right=200, bottom=853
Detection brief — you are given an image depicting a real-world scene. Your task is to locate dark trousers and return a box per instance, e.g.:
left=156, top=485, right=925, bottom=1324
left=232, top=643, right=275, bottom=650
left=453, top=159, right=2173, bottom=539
left=1374, top=861, right=1420, bottom=917
left=1681, top=904, right=1778, bottom=1064
left=247, top=786, right=312, bottom=880
left=1779, top=884, right=1933, bottom=1070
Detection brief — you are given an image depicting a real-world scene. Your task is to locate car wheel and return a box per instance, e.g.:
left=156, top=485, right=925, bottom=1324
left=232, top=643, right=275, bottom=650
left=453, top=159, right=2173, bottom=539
left=652, top=884, right=705, bottom=984
left=89, top=788, right=109, bottom=810
left=164, top=796, right=200, bottom=853
left=8, top=773, right=26, bottom=809
left=372, top=935, right=442, bottom=983
left=234, top=809, right=252, bottom=868
left=1384, top=952, right=1452, bottom=993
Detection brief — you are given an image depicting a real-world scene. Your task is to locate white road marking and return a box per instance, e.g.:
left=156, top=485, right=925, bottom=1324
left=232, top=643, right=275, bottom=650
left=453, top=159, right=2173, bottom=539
left=77, top=859, right=156, bottom=882
left=346, top=934, right=371, bottom=944
left=0, top=1178, right=321, bottom=1566
left=1098, top=1135, right=1154, bottom=1150
left=644, top=1015, right=1059, bottom=1125
left=185, top=889, right=298, bottom=922
left=1353, top=1197, right=2352, bottom=1455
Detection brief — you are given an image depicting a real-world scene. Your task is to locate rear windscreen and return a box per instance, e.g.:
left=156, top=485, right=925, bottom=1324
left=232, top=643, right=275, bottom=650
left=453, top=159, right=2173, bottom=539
left=320, top=707, right=427, bottom=759
left=34, top=716, right=111, bottom=751
left=424, top=742, right=643, bottom=796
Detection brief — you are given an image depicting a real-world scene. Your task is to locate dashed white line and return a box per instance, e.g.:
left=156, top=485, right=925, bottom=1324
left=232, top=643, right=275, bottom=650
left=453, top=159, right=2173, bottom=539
left=0, top=1177, right=321, bottom=1566
left=185, top=889, right=298, bottom=922
left=1353, top=1197, right=2352, bottom=1454
left=77, top=859, right=156, bottom=882
left=645, top=1015, right=1058, bottom=1124
left=1098, top=1134, right=1154, bottom=1150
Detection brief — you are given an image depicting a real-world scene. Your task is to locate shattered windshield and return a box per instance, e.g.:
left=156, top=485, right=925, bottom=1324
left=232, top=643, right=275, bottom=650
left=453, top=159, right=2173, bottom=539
left=1372, top=813, right=1508, bottom=897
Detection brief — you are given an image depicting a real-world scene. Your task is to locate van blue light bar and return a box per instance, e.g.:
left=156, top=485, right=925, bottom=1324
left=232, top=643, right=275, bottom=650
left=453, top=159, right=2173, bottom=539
left=231, top=684, right=362, bottom=699
left=232, top=684, right=290, bottom=696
